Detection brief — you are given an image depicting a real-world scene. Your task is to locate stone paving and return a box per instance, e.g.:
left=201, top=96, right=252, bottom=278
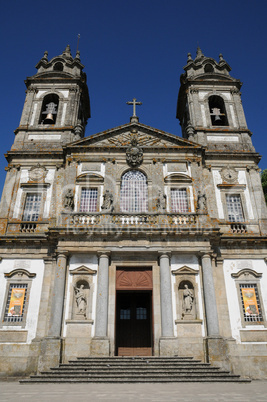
left=0, top=381, right=267, bottom=401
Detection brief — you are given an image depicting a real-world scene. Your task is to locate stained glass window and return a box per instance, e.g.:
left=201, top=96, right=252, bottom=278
left=240, top=284, right=263, bottom=322
left=4, top=284, right=28, bottom=323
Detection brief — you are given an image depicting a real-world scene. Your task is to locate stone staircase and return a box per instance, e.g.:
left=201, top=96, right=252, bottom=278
left=20, top=356, right=251, bottom=383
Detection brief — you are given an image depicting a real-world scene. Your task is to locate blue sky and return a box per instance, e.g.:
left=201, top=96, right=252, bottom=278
left=1, top=0, right=267, bottom=192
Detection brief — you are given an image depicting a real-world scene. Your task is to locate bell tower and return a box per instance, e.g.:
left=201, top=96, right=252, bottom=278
left=13, top=45, right=90, bottom=150
left=177, top=48, right=254, bottom=151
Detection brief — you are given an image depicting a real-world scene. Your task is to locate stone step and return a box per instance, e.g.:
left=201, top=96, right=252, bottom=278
left=36, top=372, right=234, bottom=378
left=40, top=368, right=227, bottom=375
left=75, top=356, right=197, bottom=361
left=58, top=363, right=210, bottom=369
left=21, top=377, right=251, bottom=383
left=19, top=355, right=251, bottom=384
left=66, top=359, right=202, bottom=362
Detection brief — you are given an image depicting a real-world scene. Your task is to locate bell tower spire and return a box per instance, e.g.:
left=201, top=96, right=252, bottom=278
left=176, top=49, right=254, bottom=152
left=13, top=46, right=90, bottom=151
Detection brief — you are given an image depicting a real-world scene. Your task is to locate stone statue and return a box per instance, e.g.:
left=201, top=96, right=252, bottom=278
left=182, top=284, right=194, bottom=313
left=156, top=190, right=166, bottom=212
left=63, top=189, right=74, bottom=211
left=197, top=191, right=207, bottom=212
left=101, top=190, right=114, bottom=212
left=74, top=284, right=87, bottom=316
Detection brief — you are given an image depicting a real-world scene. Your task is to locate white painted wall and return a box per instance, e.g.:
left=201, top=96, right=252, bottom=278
left=200, top=104, right=207, bottom=127
left=238, top=171, right=254, bottom=220
left=212, top=170, right=224, bottom=219
left=0, top=259, right=44, bottom=343
left=223, top=259, right=267, bottom=344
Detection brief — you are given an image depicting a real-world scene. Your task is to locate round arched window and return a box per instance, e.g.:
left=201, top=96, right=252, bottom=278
left=54, top=62, right=63, bottom=71
left=120, top=170, right=148, bottom=213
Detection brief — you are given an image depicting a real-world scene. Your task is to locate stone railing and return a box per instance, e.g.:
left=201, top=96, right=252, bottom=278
left=230, top=223, right=247, bottom=234
left=67, top=212, right=198, bottom=231
left=20, top=222, right=37, bottom=233
left=6, top=221, right=50, bottom=235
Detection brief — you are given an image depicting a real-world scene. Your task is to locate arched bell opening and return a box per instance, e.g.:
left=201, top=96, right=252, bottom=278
left=209, top=95, right=228, bottom=126
left=39, top=93, right=59, bottom=124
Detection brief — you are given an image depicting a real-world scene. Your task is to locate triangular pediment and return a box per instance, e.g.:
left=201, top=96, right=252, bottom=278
left=70, top=265, right=97, bottom=275
left=68, top=122, right=200, bottom=149
left=172, top=266, right=198, bottom=275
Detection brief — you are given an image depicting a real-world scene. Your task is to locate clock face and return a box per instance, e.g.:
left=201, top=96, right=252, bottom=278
left=221, top=167, right=238, bottom=183
left=29, top=167, right=47, bottom=182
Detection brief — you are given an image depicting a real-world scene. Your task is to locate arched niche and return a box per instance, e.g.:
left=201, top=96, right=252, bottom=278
left=69, top=265, right=96, bottom=321
left=72, top=278, right=90, bottom=319
left=178, top=280, right=196, bottom=319
left=172, top=266, right=199, bottom=320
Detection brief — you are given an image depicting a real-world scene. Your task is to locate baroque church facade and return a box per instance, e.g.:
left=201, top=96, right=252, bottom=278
left=0, top=46, right=266, bottom=379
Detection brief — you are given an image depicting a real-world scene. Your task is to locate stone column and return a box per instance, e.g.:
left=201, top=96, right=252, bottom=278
left=91, top=252, right=110, bottom=356
left=95, top=252, right=110, bottom=337
left=159, top=252, right=174, bottom=337
left=158, top=252, right=178, bottom=356
left=48, top=253, right=68, bottom=337
left=201, top=254, right=232, bottom=371
left=33, top=253, right=67, bottom=373
left=201, top=253, right=220, bottom=336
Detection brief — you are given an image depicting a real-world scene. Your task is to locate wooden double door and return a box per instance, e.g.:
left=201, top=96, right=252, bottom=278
left=116, top=290, right=152, bottom=356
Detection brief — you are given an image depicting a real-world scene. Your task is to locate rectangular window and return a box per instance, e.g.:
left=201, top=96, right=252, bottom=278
left=23, top=193, right=41, bottom=221
left=4, top=283, right=28, bottom=323
left=120, top=308, right=131, bottom=320
left=239, top=284, right=263, bottom=322
left=136, top=307, right=147, bottom=320
left=226, top=194, right=244, bottom=222
left=171, top=188, right=189, bottom=213
left=80, top=188, right=98, bottom=212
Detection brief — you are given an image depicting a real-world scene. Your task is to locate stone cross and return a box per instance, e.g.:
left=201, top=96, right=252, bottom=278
left=126, top=98, right=142, bottom=117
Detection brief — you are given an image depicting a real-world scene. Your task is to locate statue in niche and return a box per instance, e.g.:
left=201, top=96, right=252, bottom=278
left=156, top=190, right=166, bottom=213
left=182, top=284, right=194, bottom=313
left=197, top=191, right=207, bottom=212
left=101, top=190, right=114, bottom=212
left=74, top=284, right=87, bottom=316
left=63, top=189, right=74, bottom=211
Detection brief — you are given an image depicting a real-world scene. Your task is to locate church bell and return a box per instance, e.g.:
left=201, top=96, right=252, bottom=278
left=43, top=113, right=54, bottom=124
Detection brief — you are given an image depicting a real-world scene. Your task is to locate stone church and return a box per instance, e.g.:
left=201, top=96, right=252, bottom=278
left=0, top=46, right=266, bottom=379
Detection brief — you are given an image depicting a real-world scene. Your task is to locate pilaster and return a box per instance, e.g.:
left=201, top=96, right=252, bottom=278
left=90, top=251, right=110, bottom=356
left=158, top=252, right=178, bottom=356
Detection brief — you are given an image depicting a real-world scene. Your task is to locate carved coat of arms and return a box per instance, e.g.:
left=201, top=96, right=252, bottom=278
left=126, top=137, right=143, bottom=167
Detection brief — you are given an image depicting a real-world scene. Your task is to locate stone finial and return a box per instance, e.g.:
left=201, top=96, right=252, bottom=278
left=62, top=44, right=73, bottom=60
left=219, top=53, right=224, bottom=62
left=43, top=50, right=48, bottom=60
left=195, top=46, right=204, bottom=61
left=187, top=53, right=192, bottom=62
left=75, top=50, right=81, bottom=60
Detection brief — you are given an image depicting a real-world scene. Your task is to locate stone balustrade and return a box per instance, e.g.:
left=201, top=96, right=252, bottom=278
left=66, top=212, right=198, bottom=230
